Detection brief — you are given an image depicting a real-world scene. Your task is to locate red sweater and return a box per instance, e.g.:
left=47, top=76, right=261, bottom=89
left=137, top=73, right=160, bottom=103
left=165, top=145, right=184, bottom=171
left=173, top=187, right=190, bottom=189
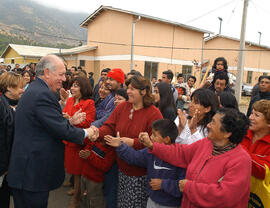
left=151, top=138, right=251, bottom=208
left=99, top=101, right=163, bottom=176
left=241, top=130, right=270, bottom=179
left=81, top=140, right=115, bottom=182
left=63, top=97, right=96, bottom=147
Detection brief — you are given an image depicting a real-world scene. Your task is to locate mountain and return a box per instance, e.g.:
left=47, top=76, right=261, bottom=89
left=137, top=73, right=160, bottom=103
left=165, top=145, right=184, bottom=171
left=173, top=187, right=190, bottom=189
left=0, top=0, right=89, bottom=53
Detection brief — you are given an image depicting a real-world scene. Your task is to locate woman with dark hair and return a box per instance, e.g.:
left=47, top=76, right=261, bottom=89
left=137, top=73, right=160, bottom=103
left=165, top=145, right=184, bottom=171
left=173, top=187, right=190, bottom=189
left=0, top=72, right=25, bottom=208
left=218, top=91, right=239, bottom=111
left=154, top=82, right=177, bottom=121
left=63, top=76, right=95, bottom=208
left=88, top=76, right=163, bottom=208
left=92, top=80, right=115, bottom=128
left=141, top=108, right=251, bottom=208
left=22, top=70, right=33, bottom=90
left=176, top=88, right=219, bottom=144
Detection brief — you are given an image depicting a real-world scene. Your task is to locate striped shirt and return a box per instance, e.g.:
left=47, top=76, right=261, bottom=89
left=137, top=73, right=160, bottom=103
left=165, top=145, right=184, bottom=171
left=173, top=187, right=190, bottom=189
left=212, top=142, right=237, bottom=156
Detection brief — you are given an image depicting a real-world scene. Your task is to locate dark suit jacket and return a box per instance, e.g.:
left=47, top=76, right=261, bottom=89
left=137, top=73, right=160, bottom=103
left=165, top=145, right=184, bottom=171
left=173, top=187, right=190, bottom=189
left=7, top=78, right=85, bottom=192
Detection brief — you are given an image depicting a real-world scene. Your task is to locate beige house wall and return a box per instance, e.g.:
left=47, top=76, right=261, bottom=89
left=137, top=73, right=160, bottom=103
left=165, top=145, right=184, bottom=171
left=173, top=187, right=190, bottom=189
left=87, top=60, right=203, bottom=88
left=205, top=37, right=270, bottom=86
left=86, top=10, right=132, bottom=56
left=84, top=9, right=205, bottom=86
left=63, top=50, right=96, bottom=73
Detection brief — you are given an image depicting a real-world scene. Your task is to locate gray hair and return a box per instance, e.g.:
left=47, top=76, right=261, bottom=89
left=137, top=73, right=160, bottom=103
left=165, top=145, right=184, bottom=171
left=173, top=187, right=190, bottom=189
left=35, top=55, right=61, bottom=76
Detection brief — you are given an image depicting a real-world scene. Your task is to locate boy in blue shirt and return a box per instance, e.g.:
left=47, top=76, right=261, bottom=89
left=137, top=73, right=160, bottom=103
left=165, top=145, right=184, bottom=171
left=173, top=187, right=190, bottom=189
left=105, top=119, right=186, bottom=208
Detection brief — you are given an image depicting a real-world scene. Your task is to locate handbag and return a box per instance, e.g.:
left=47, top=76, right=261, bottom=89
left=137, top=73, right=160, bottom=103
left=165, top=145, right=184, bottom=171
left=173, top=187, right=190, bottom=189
left=248, top=165, right=270, bottom=208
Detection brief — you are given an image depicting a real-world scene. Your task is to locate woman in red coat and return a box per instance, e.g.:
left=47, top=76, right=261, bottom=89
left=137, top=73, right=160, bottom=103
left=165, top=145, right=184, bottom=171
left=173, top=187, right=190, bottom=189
left=63, top=76, right=95, bottom=208
left=241, top=99, right=270, bottom=180
left=88, top=76, right=163, bottom=208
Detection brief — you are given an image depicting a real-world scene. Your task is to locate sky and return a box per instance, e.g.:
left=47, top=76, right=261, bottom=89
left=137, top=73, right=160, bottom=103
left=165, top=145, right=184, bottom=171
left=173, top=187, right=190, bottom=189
left=32, top=0, right=270, bottom=47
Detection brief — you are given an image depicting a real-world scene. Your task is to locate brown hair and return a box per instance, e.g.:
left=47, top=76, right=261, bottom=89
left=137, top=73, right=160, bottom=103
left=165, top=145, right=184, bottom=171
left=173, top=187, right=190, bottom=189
left=71, top=76, right=92, bottom=100
left=72, top=71, right=87, bottom=78
left=0, top=72, right=25, bottom=93
left=253, top=99, right=270, bottom=124
left=125, top=76, right=154, bottom=108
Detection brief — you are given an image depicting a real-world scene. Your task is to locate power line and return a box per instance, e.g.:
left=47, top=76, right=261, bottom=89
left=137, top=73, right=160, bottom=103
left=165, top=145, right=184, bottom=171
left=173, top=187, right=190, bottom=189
left=132, top=44, right=270, bottom=52
left=186, top=0, right=236, bottom=23
left=227, top=0, right=240, bottom=23
left=1, top=24, right=270, bottom=52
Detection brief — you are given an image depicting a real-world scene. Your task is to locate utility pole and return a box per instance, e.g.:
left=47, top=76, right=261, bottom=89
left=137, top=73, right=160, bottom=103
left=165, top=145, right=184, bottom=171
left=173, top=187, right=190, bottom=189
left=200, top=33, right=210, bottom=82
left=218, top=17, right=223, bottom=34
left=130, top=16, right=141, bottom=71
left=235, top=0, right=249, bottom=103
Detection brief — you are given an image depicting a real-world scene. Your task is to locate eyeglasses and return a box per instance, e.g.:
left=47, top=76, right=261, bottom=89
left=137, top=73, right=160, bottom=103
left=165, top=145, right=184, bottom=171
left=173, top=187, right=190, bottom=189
left=129, top=108, right=134, bottom=120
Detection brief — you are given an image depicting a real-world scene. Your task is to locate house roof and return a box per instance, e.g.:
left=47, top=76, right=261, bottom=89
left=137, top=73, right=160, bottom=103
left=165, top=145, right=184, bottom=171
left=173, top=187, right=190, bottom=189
left=1, top=44, right=60, bottom=58
left=80, top=5, right=212, bottom=34
left=206, top=34, right=270, bottom=50
left=1, top=44, right=97, bottom=58
left=54, top=45, right=97, bottom=55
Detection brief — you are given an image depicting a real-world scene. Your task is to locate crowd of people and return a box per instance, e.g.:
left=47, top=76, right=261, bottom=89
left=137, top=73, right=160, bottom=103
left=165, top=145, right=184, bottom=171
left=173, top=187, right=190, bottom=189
left=0, top=55, right=269, bottom=208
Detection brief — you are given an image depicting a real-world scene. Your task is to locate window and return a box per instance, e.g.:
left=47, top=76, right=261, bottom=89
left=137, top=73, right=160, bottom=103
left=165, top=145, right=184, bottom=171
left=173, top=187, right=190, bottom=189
left=263, top=72, right=268, bottom=76
left=11, top=59, right=15, bottom=64
left=182, top=65, right=192, bottom=82
left=144, top=62, right=158, bottom=80
left=247, top=71, right=253, bottom=84
left=79, top=60, right=85, bottom=67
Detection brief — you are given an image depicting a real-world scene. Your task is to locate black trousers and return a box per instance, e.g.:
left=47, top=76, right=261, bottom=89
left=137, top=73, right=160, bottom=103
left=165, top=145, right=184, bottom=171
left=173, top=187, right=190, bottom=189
left=12, top=188, right=49, bottom=208
left=0, top=176, right=10, bottom=208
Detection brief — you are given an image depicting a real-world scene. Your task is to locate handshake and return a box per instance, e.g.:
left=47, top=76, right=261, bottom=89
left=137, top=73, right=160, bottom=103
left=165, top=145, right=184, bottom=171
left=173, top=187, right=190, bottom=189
left=85, top=126, right=99, bottom=141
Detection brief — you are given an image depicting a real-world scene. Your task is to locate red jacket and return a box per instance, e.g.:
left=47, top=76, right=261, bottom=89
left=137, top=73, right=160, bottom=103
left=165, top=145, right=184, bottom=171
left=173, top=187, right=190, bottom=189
left=98, top=101, right=163, bottom=176
left=63, top=97, right=95, bottom=147
left=81, top=140, right=115, bottom=183
left=241, top=130, right=270, bottom=179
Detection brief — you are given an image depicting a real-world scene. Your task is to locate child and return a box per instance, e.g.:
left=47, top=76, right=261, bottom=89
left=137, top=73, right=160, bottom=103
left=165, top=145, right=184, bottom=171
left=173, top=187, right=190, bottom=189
left=105, top=119, right=186, bottom=208
left=175, top=84, right=187, bottom=111
left=79, top=139, right=115, bottom=208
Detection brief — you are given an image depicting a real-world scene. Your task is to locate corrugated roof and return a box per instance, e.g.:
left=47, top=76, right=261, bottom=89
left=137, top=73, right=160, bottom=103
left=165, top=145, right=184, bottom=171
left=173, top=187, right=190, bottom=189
left=206, top=34, right=270, bottom=50
left=80, top=5, right=212, bottom=34
left=1, top=44, right=97, bottom=58
left=1, top=44, right=60, bottom=58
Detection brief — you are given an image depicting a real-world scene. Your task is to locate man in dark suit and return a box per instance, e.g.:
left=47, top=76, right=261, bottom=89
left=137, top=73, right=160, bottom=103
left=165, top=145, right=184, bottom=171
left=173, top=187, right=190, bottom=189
left=7, top=55, right=94, bottom=208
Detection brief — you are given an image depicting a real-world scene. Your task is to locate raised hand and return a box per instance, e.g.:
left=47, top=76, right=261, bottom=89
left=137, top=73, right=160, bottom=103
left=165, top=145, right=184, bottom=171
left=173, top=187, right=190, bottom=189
left=104, top=132, right=122, bottom=147
left=59, top=88, right=69, bottom=102
left=69, top=109, right=86, bottom=125
left=149, top=178, right=162, bottom=190
left=177, top=109, right=187, bottom=133
left=189, top=109, right=200, bottom=133
left=139, top=132, right=153, bottom=149
left=79, top=149, right=91, bottom=159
